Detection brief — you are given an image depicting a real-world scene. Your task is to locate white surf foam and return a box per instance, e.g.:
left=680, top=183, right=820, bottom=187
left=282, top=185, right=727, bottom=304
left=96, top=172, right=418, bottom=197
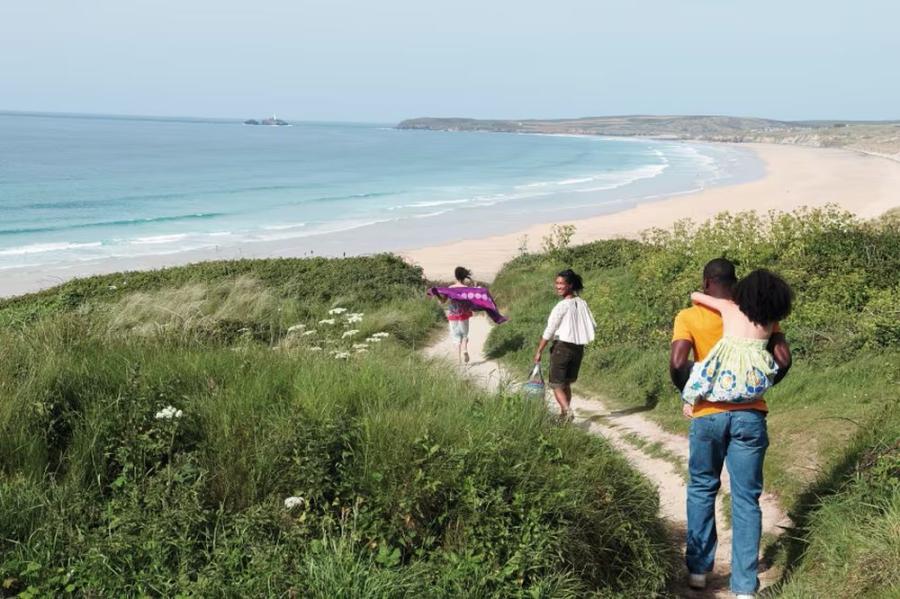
left=0, top=241, right=102, bottom=256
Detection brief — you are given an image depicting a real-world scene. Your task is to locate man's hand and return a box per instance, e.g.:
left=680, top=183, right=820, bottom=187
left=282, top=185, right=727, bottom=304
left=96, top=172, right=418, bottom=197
left=682, top=403, right=694, bottom=419
left=533, top=352, right=542, bottom=364
left=768, top=332, right=792, bottom=385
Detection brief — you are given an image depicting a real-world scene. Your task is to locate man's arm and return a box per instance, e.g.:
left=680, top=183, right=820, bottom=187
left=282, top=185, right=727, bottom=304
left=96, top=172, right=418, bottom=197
left=669, top=340, right=693, bottom=391
left=768, top=332, right=792, bottom=385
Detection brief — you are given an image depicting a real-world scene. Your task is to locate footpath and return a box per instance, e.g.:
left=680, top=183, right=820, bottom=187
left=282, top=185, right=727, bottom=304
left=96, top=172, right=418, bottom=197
left=424, top=315, right=792, bottom=598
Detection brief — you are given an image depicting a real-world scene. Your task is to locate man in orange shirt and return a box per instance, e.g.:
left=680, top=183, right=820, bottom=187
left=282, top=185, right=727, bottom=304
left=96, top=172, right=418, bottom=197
left=669, top=258, right=792, bottom=598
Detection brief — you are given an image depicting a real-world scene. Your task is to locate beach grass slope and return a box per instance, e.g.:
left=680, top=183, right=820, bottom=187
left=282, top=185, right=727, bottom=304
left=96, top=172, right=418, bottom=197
left=0, top=255, right=673, bottom=597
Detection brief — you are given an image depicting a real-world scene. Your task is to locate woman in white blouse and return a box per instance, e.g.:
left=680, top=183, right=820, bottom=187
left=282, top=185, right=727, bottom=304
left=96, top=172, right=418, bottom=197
left=533, top=269, right=596, bottom=420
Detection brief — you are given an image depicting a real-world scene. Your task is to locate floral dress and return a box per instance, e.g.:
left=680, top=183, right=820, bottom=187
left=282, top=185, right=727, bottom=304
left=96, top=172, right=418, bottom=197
left=682, top=336, right=778, bottom=405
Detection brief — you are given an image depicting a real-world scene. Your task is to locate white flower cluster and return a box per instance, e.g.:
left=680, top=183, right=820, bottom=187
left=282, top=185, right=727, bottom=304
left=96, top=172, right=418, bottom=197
left=279, top=310, right=391, bottom=359
left=284, top=496, right=305, bottom=509
left=155, top=405, right=183, bottom=420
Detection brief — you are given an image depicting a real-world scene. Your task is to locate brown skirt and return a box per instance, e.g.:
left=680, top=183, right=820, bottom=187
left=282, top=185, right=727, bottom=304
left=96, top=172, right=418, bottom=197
left=548, top=341, right=584, bottom=387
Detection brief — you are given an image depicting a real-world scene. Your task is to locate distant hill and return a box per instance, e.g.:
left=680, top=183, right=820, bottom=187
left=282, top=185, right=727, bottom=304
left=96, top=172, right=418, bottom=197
left=397, top=115, right=900, bottom=160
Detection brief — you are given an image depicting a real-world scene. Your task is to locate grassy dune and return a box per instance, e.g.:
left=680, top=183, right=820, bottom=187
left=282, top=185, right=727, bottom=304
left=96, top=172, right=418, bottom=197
left=485, top=206, right=900, bottom=597
left=0, top=256, right=672, bottom=597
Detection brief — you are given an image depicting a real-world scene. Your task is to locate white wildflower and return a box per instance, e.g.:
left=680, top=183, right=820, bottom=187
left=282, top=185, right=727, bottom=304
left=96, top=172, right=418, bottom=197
left=287, top=324, right=306, bottom=333
left=355, top=348, right=368, bottom=354
left=302, top=330, right=317, bottom=336
left=108, top=285, right=118, bottom=291
left=319, top=318, right=336, bottom=325
left=155, top=405, right=183, bottom=420
left=308, top=346, right=323, bottom=351
left=328, top=307, right=348, bottom=315
left=365, top=336, right=383, bottom=343
left=333, top=351, right=351, bottom=359
left=372, top=332, right=390, bottom=339
left=341, top=330, right=359, bottom=339
left=284, top=496, right=305, bottom=509
left=345, top=312, right=364, bottom=324
left=352, top=343, right=369, bottom=350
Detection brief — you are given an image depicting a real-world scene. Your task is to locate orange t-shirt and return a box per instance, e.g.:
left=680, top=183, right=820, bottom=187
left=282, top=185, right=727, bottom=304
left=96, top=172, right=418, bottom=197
left=672, top=304, right=776, bottom=417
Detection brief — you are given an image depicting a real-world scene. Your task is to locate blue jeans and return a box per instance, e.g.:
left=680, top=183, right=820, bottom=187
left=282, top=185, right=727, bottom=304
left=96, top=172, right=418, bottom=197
left=686, top=409, right=768, bottom=595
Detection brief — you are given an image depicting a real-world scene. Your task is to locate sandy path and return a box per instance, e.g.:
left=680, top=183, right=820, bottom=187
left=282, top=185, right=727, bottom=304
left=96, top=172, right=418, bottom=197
left=425, top=315, right=792, bottom=597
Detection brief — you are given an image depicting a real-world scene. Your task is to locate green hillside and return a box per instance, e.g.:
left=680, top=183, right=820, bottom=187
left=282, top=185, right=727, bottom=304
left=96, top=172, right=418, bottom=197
left=0, top=255, right=672, bottom=597
left=485, top=206, right=900, bottom=597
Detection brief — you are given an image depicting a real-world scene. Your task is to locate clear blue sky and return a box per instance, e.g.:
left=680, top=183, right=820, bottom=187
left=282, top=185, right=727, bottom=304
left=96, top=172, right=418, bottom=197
left=2, top=1, right=897, bottom=122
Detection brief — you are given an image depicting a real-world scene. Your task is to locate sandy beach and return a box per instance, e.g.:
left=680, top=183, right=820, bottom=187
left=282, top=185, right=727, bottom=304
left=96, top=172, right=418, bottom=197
left=2, top=142, right=899, bottom=299
left=403, top=143, right=900, bottom=282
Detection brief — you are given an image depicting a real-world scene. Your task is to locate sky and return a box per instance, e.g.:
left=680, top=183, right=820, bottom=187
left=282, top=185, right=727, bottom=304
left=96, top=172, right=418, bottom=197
left=2, top=1, right=898, bottom=122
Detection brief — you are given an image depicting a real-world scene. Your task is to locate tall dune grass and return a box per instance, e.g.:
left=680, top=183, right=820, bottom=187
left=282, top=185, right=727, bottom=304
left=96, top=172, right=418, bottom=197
left=0, top=256, right=673, bottom=596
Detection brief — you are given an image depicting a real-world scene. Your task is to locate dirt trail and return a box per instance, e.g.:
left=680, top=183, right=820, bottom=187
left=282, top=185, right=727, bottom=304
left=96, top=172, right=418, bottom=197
left=425, top=316, right=792, bottom=598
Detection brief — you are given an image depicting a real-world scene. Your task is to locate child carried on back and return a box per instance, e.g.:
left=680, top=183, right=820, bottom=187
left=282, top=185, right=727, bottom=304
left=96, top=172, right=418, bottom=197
left=683, top=269, right=794, bottom=405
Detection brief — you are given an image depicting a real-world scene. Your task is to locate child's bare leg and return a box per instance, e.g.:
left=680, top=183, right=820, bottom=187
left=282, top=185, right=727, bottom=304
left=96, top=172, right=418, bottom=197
left=462, top=337, right=469, bottom=363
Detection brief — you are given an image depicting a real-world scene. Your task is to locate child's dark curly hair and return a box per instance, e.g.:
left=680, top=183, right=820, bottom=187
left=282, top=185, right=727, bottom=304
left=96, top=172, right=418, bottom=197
left=734, top=269, right=794, bottom=326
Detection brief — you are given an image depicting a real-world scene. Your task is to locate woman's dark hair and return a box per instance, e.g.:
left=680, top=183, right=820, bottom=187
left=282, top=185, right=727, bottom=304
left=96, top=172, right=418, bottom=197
left=734, top=269, right=793, bottom=326
left=454, top=266, right=472, bottom=283
left=557, top=268, right=584, bottom=293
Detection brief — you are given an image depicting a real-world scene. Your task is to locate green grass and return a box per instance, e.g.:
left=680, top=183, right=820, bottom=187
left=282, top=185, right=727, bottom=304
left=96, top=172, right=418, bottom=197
left=486, top=206, right=900, bottom=597
left=768, top=406, right=900, bottom=598
left=0, top=256, right=674, bottom=597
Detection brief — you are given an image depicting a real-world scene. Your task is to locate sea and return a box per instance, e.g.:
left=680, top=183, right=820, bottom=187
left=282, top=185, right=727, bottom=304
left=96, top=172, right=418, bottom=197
left=0, top=112, right=763, bottom=273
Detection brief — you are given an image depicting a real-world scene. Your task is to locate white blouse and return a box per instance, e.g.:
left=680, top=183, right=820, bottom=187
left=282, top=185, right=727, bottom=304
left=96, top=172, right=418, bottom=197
left=542, top=296, right=597, bottom=345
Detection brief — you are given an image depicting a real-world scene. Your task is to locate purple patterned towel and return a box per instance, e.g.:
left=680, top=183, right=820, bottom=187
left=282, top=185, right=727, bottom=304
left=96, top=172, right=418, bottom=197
left=427, top=286, right=508, bottom=324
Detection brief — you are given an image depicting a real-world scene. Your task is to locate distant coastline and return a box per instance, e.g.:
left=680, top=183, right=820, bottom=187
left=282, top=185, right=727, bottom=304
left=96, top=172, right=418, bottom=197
left=2, top=113, right=900, bottom=297
left=397, top=115, right=900, bottom=161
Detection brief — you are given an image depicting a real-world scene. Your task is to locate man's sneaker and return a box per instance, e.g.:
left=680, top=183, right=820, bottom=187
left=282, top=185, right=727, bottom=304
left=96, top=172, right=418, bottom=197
left=687, top=573, right=707, bottom=589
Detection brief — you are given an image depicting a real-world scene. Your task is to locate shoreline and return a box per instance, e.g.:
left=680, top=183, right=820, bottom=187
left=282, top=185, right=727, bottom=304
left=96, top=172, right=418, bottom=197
left=2, top=142, right=899, bottom=298
left=402, top=142, right=900, bottom=282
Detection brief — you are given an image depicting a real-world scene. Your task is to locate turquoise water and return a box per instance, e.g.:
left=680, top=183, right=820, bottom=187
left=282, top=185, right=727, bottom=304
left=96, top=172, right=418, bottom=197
left=0, top=113, right=761, bottom=270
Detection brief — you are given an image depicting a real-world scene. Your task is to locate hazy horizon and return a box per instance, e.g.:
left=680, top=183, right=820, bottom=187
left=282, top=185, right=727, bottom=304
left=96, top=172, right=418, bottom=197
left=2, top=1, right=898, bottom=122
left=4, top=109, right=900, bottom=127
